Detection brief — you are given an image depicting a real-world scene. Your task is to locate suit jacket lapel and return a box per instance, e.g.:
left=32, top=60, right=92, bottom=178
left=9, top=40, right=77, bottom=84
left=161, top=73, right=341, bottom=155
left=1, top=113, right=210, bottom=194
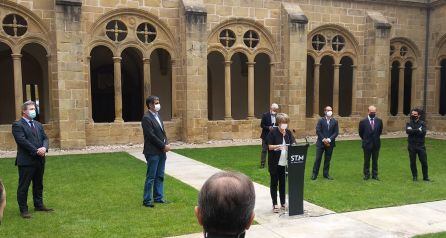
left=149, top=112, right=164, bottom=133
left=21, top=118, right=39, bottom=141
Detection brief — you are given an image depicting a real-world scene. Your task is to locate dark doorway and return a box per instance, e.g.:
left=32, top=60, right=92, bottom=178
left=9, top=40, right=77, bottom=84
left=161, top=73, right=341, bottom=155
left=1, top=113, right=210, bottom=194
left=121, top=47, right=143, bottom=122
left=150, top=48, right=172, bottom=121
left=254, top=53, right=270, bottom=119
left=403, top=61, right=413, bottom=115
left=390, top=61, right=400, bottom=116
left=90, top=46, right=114, bottom=122
left=319, top=55, right=334, bottom=116
left=0, top=42, right=14, bottom=124
left=230, top=52, right=248, bottom=120
left=207, top=51, right=225, bottom=120
left=306, top=55, right=315, bottom=118
left=339, top=56, right=353, bottom=117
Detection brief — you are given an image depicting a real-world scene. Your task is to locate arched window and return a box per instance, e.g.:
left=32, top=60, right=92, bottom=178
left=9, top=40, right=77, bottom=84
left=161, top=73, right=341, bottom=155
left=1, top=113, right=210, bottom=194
left=403, top=61, right=413, bottom=115
left=207, top=51, right=225, bottom=120
left=390, top=61, right=400, bottom=116
left=90, top=46, right=115, bottom=123
left=121, top=47, right=143, bottom=122
left=231, top=52, right=248, bottom=120
left=0, top=42, right=14, bottom=124
left=339, top=56, right=353, bottom=117
left=306, top=55, right=315, bottom=117
left=254, top=53, right=270, bottom=119
left=319, top=55, right=334, bottom=116
left=440, top=59, right=446, bottom=116
left=150, top=48, right=172, bottom=121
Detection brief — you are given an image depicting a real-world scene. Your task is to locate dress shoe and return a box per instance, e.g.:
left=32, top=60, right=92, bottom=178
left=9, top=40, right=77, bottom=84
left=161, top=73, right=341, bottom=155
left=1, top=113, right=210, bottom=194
left=423, top=178, right=431, bottom=182
left=324, top=176, right=334, bottom=180
left=20, top=211, right=32, bottom=219
left=35, top=206, right=54, bottom=212
left=413, top=177, right=418, bottom=181
left=372, top=176, right=380, bottom=181
left=154, top=200, right=169, bottom=204
left=363, top=175, right=370, bottom=180
left=311, top=175, right=317, bottom=180
left=142, top=203, right=154, bottom=208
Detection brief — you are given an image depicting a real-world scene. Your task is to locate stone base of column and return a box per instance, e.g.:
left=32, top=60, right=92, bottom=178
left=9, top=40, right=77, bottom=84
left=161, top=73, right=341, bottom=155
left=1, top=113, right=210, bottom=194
left=114, top=118, right=124, bottom=123
left=224, top=116, right=232, bottom=121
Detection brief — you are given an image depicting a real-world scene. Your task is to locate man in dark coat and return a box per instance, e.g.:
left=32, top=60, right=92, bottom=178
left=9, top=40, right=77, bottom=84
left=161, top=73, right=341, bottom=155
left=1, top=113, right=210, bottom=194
left=259, top=103, right=279, bottom=168
left=12, top=101, right=52, bottom=219
left=359, top=105, right=383, bottom=180
left=406, top=108, right=430, bottom=181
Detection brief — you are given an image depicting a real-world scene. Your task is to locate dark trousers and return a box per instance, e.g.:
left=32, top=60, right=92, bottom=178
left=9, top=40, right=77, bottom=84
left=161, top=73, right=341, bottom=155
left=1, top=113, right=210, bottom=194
left=260, top=139, right=268, bottom=166
left=312, top=146, right=334, bottom=177
left=270, top=166, right=286, bottom=206
left=17, top=164, right=45, bottom=213
left=408, top=145, right=428, bottom=179
left=363, top=147, right=379, bottom=177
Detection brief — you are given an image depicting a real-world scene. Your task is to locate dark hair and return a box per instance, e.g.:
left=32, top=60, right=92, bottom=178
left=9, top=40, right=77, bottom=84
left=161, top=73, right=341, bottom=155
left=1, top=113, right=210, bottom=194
left=145, top=95, right=159, bottom=108
left=411, top=108, right=426, bottom=121
left=21, top=100, right=35, bottom=112
left=198, top=171, right=255, bottom=235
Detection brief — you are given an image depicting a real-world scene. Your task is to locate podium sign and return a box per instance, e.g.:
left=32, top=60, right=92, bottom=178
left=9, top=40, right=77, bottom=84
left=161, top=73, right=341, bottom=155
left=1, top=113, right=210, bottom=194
left=287, top=144, right=309, bottom=216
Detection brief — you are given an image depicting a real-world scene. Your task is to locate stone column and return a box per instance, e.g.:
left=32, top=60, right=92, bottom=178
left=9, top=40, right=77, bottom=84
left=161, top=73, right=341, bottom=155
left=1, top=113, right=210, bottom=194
left=313, top=63, right=320, bottom=117
left=86, top=56, right=93, bottom=122
left=12, top=53, right=23, bottom=120
left=224, top=60, right=232, bottom=119
left=351, top=65, right=358, bottom=116
left=269, top=62, right=275, bottom=105
left=410, top=67, right=417, bottom=113
left=113, top=56, right=123, bottom=123
left=247, top=61, right=255, bottom=118
left=171, top=59, right=177, bottom=118
left=434, top=66, right=442, bottom=116
left=333, top=64, right=341, bottom=116
left=398, top=66, right=405, bottom=115
left=143, top=58, right=151, bottom=111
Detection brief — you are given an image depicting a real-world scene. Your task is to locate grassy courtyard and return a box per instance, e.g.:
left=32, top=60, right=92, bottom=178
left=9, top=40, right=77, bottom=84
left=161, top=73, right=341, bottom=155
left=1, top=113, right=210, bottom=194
left=175, top=138, right=446, bottom=212
left=0, top=152, right=201, bottom=238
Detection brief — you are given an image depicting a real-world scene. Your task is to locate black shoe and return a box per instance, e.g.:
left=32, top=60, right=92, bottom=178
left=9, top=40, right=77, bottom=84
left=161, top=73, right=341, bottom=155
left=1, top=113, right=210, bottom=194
left=324, top=176, right=334, bottom=180
left=260, top=164, right=265, bottom=169
left=154, top=200, right=169, bottom=204
left=372, top=176, right=380, bottom=181
left=363, top=175, right=370, bottom=180
left=142, top=203, right=154, bottom=208
left=413, top=177, right=418, bottom=181
left=311, top=175, right=317, bottom=180
left=35, top=206, right=54, bottom=212
left=423, top=178, right=431, bottom=182
left=20, top=211, right=32, bottom=219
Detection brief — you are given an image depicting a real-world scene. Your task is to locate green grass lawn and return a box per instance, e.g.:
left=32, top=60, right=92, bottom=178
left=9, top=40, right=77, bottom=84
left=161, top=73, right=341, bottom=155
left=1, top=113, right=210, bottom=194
left=0, top=152, right=201, bottom=238
left=415, top=232, right=446, bottom=238
left=175, top=138, right=446, bottom=212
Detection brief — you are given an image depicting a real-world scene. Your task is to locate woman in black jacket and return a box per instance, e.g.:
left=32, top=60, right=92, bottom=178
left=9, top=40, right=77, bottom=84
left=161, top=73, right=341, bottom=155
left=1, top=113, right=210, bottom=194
left=266, top=113, right=295, bottom=213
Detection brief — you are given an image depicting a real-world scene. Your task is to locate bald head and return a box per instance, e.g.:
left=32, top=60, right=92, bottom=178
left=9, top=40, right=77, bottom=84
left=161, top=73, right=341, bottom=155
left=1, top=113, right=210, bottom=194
left=368, top=105, right=377, bottom=113
left=196, top=172, right=255, bottom=236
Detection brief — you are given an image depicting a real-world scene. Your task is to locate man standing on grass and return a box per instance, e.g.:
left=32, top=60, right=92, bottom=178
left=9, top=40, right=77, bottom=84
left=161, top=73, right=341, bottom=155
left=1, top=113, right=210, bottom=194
left=406, top=108, right=430, bottom=182
left=359, top=105, right=383, bottom=181
left=142, top=96, right=170, bottom=208
left=259, top=103, right=279, bottom=168
left=12, top=101, right=53, bottom=219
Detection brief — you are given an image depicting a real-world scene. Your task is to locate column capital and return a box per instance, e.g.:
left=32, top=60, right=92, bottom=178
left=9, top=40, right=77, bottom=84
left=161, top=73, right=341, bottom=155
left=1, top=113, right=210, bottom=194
left=47, top=54, right=52, bottom=59
left=399, top=66, right=405, bottom=70
left=351, top=65, right=357, bottom=69
left=224, top=60, right=232, bottom=66
left=11, top=53, right=22, bottom=59
left=86, top=55, right=91, bottom=61
left=314, top=63, right=321, bottom=67
left=333, top=64, right=342, bottom=68
left=143, top=58, right=151, bottom=64
left=434, top=65, right=442, bottom=70
left=246, top=62, right=256, bottom=66
left=113, top=56, right=122, bottom=62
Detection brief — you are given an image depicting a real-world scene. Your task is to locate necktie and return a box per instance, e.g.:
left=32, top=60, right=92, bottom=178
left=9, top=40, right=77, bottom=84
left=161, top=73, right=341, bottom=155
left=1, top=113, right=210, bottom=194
left=370, top=119, right=375, bottom=130
left=30, top=121, right=37, bottom=135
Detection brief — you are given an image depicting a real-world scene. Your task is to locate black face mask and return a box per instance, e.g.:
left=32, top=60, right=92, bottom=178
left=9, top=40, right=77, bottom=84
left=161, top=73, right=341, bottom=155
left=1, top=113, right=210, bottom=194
left=411, top=115, right=418, bottom=121
left=369, top=113, right=376, bottom=119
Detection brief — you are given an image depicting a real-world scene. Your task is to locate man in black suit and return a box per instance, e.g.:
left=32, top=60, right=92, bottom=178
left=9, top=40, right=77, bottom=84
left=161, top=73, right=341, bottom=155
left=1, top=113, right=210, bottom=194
left=12, top=101, right=52, bottom=219
left=259, top=103, right=279, bottom=168
left=359, top=105, right=383, bottom=180
left=142, top=96, right=170, bottom=208
left=311, top=106, right=339, bottom=180
left=406, top=108, right=430, bottom=181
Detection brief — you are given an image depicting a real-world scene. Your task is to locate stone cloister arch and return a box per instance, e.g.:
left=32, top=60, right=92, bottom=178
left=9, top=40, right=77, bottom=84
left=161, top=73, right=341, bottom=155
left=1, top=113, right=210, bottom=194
left=389, top=37, right=420, bottom=116
left=0, top=1, right=51, bottom=124
left=86, top=8, right=177, bottom=122
left=307, top=24, right=359, bottom=117
left=435, top=34, right=446, bottom=116
left=207, top=19, right=278, bottom=120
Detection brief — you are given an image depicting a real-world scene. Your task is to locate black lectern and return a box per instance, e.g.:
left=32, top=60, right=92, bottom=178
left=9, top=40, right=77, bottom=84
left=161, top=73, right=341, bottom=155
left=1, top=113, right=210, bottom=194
left=287, top=143, right=309, bottom=216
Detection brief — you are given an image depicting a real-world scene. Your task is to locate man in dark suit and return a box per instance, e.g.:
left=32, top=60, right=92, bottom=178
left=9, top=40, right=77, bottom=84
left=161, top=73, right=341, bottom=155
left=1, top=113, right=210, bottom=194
left=311, top=106, right=339, bottom=180
left=142, top=96, right=170, bottom=208
left=359, top=105, right=383, bottom=180
left=406, top=108, right=430, bottom=181
left=259, top=103, right=279, bottom=168
left=12, top=101, right=52, bottom=219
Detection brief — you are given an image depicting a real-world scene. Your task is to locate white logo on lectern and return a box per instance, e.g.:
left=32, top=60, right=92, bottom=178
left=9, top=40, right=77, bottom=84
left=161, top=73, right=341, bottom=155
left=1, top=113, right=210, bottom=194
left=290, top=155, right=304, bottom=164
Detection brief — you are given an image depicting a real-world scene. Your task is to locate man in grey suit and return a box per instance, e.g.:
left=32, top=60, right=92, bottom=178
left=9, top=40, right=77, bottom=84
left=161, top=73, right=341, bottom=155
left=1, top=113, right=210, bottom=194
left=142, top=96, right=170, bottom=208
left=12, top=101, right=52, bottom=219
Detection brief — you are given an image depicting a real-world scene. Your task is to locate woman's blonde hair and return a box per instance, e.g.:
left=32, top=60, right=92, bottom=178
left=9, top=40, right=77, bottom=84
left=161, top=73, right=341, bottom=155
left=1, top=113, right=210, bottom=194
left=276, top=113, right=290, bottom=124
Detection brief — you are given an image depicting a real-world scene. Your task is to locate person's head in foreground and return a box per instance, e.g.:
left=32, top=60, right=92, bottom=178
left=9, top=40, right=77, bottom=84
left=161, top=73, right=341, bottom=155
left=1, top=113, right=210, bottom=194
left=195, top=172, right=256, bottom=238
left=0, top=180, right=6, bottom=225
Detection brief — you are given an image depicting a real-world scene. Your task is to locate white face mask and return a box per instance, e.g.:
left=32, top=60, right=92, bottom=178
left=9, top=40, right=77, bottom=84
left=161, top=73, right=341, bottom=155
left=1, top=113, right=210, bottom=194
left=326, top=111, right=333, bottom=117
left=154, top=104, right=161, bottom=112
left=280, top=124, right=288, bottom=130
left=271, top=111, right=276, bottom=115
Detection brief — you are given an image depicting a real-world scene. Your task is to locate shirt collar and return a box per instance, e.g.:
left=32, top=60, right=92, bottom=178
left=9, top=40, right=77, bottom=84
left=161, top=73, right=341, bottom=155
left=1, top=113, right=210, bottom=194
left=22, top=117, right=32, bottom=124
left=149, top=110, right=158, bottom=117
left=368, top=116, right=374, bottom=120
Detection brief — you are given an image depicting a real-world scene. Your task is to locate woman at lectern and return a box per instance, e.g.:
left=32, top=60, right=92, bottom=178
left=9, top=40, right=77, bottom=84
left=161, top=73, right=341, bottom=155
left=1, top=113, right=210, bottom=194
left=266, top=113, right=295, bottom=213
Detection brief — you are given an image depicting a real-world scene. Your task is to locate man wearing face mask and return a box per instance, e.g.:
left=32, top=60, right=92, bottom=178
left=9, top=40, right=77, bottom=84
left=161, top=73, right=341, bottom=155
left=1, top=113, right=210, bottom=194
left=359, top=105, right=383, bottom=180
left=260, top=103, right=279, bottom=168
left=406, top=109, right=430, bottom=181
left=311, top=106, right=339, bottom=180
left=12, top=100, right=51, bottom=219
left=141, top=96, right=170, bottom=208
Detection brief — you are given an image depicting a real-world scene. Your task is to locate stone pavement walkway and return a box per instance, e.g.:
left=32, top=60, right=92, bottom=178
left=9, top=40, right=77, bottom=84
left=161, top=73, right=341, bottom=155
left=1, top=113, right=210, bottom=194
left=129, top=151, right=446, bottom=238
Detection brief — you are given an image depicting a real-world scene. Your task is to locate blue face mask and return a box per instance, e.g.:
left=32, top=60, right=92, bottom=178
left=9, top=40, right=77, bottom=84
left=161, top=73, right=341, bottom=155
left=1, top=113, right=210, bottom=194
left=28, top=110, right=37, bottom=119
